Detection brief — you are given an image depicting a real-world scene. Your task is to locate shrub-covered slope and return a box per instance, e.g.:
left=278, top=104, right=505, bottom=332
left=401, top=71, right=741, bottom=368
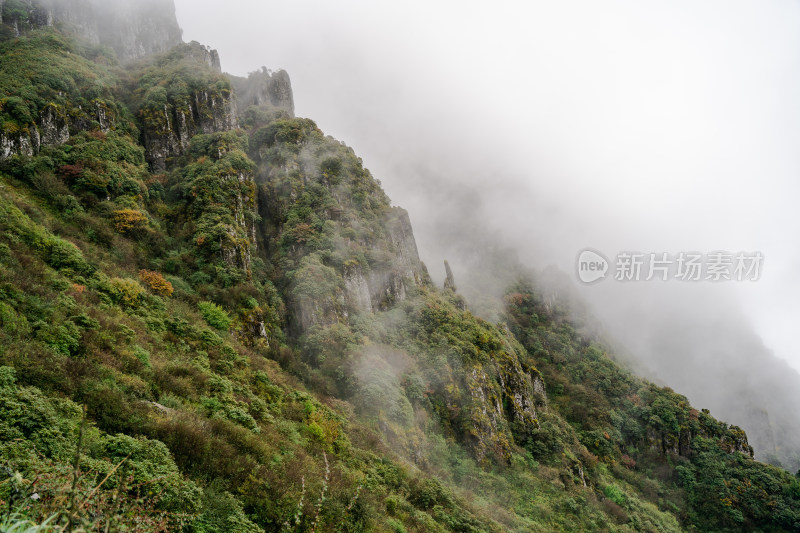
left=0, top=16, right=799, bottom=533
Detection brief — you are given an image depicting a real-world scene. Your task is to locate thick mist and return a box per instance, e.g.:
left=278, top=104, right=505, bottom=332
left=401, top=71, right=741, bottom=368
left=174, top=0, right=800, bottom=470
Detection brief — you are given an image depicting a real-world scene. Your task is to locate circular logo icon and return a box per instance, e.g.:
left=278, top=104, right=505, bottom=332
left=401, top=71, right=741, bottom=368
left=576, top=248, right=609, bottom=284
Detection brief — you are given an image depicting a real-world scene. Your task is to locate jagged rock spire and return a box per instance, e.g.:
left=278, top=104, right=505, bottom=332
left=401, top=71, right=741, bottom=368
left=444, top=259, right=456, bottom=292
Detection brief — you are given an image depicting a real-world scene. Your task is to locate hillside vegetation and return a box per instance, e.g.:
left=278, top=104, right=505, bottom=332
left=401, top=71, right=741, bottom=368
left=0, top=17, right=799, bottom=533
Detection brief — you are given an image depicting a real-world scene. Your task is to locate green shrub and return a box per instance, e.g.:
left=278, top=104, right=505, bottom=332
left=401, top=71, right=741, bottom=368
left=0, top=301, right=29, bottom=335
left=198, top=301, right=232, bottom=331
left=603, top=484, right=627, bottom=506
left=0, top=369, right=82, bottom=461
left=132, top=345, right=151, bottom=368
left=99, top=433, right=202, bottom=513
left=193, top=485, right=262, bottom=533
left=34, top=320, right=80, bottom=356
left=44, top=236, right=94, bottom=275
left=107, top=277, right=145, bottom=307
left=386, top=517, right=408, bottom=533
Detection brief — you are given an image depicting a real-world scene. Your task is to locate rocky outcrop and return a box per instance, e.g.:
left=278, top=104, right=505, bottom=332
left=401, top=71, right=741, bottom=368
left=386, top=208, right=421, bottom=272
left=405, top=306, right=549, bottom=467
left=142, top=90, right=237, bottom=171
left=0, top=101, right=112, bottom=159
left=294, top=208, right=426, bottom=330
left=38, top=104, right=69, bottom=146
left=443, top=260, right=456, bottom=292
left=231, top=68, right=295, bottom=117
left=218, top=168, right=257, bottom=272
left=0, top=0, right=163, bottom=162
left=344, top=263, right=373, bottom=313
left=374, top=207, right=427, bottom=302
left=137, top=43, right=238, bottom=171
left=0, top=0, right=183, bottom=62
left=342, top=207, right=428, bottom=314
left=433, top=339, right=548, bottom=466
left=180, top=130, right=257, bottom=278
left=178, top=41, right=222, bottom=72
left=0, top=131, right=33, bottom=158
left=642, top=405, right=754, bottom=459
left=464, top=365, right=511, bottom=464
left=495, top=349, right=541, bottom=428
left=290, top=254, right=345, bottom=331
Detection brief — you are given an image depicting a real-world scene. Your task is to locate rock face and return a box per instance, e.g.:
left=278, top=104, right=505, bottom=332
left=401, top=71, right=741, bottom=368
left=0, top=102, right=111, bottom=159
left=179, top=129, right=258, bottom=280
left=0, top=0, right=182, bottom=162
left=463, top=365, right=511, bottom=464
left=496, top=348, right=542, bottom=428
left=141, top=89, right=238, bottom=172
left=38, top=104, right=70, bottom=146
left=343, top=263, right=373, bottom=313
left=231, top=68, right=295, bottom=117
left=291, top=209, right=427, bottom=331
left=374, top=208, right=426, bottom=305
left=0, top=128, right=36, bottom=159
left=177, top=41, right=222, bottom=72
left=342, top=208, right=428, bottom=315
left=427, top=322, right=547, bottom=466
left=0, top=0, right=183, bottom=62
left=443, top=260, right=456, bottom=292
left=220, top=173, right=256, bottom=271
left=137, top=42, right=238, bottom=171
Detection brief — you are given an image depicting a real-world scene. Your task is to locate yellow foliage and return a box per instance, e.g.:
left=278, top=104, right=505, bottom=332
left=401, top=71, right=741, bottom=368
left=308, top=409, right=341, bottom=447
left=109, top=277, right=144, bottom=307
left=138, top=269, right=174, bottom=297
left=113, top=209, right=147, bottom=234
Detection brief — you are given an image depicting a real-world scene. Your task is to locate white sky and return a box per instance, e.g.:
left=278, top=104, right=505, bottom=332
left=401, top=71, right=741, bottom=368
left=174, top=0, right=800, bottom=373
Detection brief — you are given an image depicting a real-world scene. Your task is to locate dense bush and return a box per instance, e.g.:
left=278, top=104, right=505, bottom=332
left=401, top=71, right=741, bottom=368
left=503, top=280, right=800, bottom=531
left=0, top=29, right=131, bottom=140
left=198, top=301, right=232, bottom=331
left=139, top=269, right=174, bottom=296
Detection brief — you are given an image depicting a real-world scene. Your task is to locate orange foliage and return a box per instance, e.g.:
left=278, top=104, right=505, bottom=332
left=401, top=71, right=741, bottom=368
left=139, top=269, right=174, bottom=297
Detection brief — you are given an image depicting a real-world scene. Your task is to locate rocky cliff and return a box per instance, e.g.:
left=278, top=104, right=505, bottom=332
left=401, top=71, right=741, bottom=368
left=231, top=68, right=295, bottom=117
left=0, top=0, right=182, bottom=61
left=246, top=114, right=429, bottom=334
left=133, top=41, right=238, bottom=171
left=0, top=0, right=186, bottom=164
left=343, top=207, right=427, bottom=315
left=0, top=27, right=129, bottom=161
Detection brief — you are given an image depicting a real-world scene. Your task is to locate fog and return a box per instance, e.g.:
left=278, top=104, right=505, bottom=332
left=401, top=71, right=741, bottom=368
left=173, top=0, right=800, bottom=469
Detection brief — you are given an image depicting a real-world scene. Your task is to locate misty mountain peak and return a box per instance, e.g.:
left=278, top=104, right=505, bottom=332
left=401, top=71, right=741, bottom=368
left=230, top=67, right=295, bottom=118
left=0, top=0, right=183, bottom=61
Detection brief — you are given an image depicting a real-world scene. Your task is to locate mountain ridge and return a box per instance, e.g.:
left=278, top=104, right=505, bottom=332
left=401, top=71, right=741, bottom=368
left=0, top=2, right=798, bottom=531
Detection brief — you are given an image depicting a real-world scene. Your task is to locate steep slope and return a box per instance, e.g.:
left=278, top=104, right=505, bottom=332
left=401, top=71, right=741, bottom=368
left=502, top=279, right=800, bottom=531
left=0, top=0, right=182, bottom=61
left=0, top=5, right=799, bottom=533
left=129, top=41, right=238, bottom=171
left=616, top=305, right=800, bottom=474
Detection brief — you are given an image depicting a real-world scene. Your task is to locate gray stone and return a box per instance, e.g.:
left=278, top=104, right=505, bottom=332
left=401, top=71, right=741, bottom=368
left=231, top=68, right=295, bottom=117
